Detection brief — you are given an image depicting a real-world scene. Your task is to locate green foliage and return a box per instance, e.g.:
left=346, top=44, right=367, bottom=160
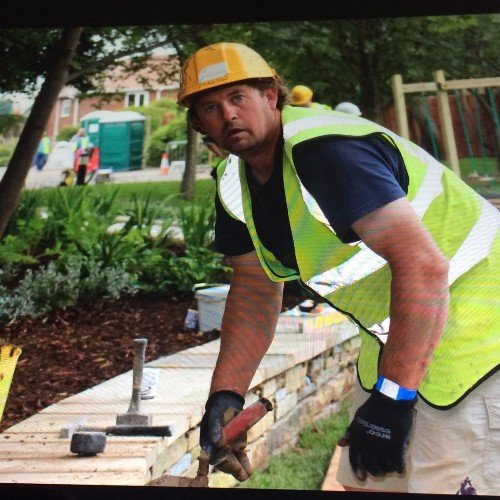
left=56, top=124, right=79, bottom=141
left=0, top=257, right=137, bottom=324
left=0, top=139, right=18, bottom=165
left=240, top=399, right=351, bottom=490
left=0, top=115, right=25, bottom=137
left=127, top=97, right=180, bottom=135
left=146, top=114, right=187, bottom=166
left=177, top=199, right=216, bottom=249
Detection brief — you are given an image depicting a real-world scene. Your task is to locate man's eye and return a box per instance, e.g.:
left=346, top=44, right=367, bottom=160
left=204, top=104, right=217, bottom=113
left=232, top=95, right=244, bottom=102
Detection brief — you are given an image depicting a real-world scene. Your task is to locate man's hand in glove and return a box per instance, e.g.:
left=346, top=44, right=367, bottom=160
left=337, top=384, right=417, bottom=481
left=200, top=390, right=252, bottom=482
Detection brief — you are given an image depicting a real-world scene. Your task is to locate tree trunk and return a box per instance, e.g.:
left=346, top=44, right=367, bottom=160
left=180, top=118, right=198, bottom=200
left=0, top=27, right=83, bottom=239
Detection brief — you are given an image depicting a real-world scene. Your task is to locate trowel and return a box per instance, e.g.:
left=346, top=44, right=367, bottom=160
left=147, top=397, right=273, bottom=487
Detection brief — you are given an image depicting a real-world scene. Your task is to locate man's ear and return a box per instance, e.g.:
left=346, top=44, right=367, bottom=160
left=264, top=87, right=279, bottom=110
left=189, top=110, right=207, bottom=135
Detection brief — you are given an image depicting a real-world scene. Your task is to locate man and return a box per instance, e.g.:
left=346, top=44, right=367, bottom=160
left=34, top=131, right=51, bottom=171
left=177, top=42, right=499, bottom=494
left=70, top=127, right=91, bottom=171
left=291, top=84, right=331, bottom=110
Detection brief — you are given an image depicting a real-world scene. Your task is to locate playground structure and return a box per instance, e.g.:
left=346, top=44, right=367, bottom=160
left=392, top=71, right=500, bottom=181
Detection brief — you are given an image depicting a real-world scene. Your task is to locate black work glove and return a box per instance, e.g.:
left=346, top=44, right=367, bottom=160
left=338, top=387, right=417, bottom=481
left=200, top=390, right=252, bottom=482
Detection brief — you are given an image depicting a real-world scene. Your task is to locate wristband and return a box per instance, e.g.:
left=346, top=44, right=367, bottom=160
left=375, top=375, right=417, bottom=401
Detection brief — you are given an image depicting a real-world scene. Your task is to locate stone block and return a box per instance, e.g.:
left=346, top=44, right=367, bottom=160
left=246, top=409, right=275, bottom=443
left=324, top=352, right=341, bottom=369
left=246, top=436, right=269, bottom=471
left=315, top=376, right=346, bottom=406
left=285, top=364, right=307, bottom=393
left=190, top=445, right=201, bottom=461
left=245, top=392, right=260, bottom=407
left=208, top=471, right=238, bottom=488
left=167, top=452, right=192, bottom=476
left=261, top=378, right=277, bottom=399
left=182, top=459, right=200, bottom=478
left=317, top=366, right=342, bottom=387
left=297, top=380, right=316, bottom=401
left=187, top=426, right=200, bottom=451
left=275, top=390, right=298, bottom=420
left=266, top=405, right=301, bottom=455
left=151, top=435, right=188, bottom=478
left=308, top=354, right=326, bottom=382
left=313, top=402, right=342, bottom=423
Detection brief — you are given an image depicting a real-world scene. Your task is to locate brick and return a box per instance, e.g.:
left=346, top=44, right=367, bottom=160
left=260, top=378, right=277, bottom=399
left=246, top=409, right=275, bottom=443
left=324, top=352, right=341, bottom=369
left=275, top=391, right=298, bottom=420
left=151, top=435, right=188, bottom=478
left=315, top=376, right=346, bottom=406
left=284, top=364, right=307, bottom=393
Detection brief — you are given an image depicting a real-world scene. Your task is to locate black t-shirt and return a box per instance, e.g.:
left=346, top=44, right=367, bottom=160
left=214, top=133, right=408, bottom=272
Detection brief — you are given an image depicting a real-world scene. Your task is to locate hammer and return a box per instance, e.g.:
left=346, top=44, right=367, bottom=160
left=69, top=424, right=172, bottom=456
left=117, top=338, right=152, bottom=426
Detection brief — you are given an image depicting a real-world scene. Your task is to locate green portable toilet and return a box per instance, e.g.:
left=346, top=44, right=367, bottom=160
left=80, top=110, right=114, bottom=147
left=98, top=111, right=146, bottom=171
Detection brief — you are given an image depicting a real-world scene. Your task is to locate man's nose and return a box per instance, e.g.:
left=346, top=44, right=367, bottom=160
left=221, top=102, right=237, bottom=122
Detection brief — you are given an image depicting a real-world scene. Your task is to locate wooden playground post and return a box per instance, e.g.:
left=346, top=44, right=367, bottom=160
left=391, top=74, right=410, bottom=140
left=434, top=70, right=461, bottom=176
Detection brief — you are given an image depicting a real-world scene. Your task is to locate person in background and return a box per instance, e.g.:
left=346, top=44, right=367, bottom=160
left=335, top=101, right=362, bottom=116
left=70, top=127, right=91, bottom=171
left=178, top=42, right=499, bottom=495
left=34, top=131, right=51, bottom=171
left=290, top=84, right=331, bottom=110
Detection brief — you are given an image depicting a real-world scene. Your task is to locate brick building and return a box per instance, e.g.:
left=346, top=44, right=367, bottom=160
left=46, top=54, right=180, bottom=140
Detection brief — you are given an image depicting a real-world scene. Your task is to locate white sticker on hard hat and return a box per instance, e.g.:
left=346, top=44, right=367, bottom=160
left=198, top=62, right=228, bottom=83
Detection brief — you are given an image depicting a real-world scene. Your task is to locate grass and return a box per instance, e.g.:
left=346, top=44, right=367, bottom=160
left=25, top=178, right=217, bottom=212
left=239, top=397, right=351, bottom=490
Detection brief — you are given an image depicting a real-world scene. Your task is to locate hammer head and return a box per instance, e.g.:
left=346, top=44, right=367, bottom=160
left=115, top=412, right=152, bottom=426
left=70, top=431, right=106, bottom=456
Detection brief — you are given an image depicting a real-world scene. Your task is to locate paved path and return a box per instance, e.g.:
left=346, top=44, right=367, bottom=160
left=0, top=164, right=212, bottom=190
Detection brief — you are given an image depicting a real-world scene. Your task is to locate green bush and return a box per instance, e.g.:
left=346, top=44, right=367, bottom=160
left=146, top=115, right=187, bottom=166
left=56, top=125, right=79, bottom=142
left=0, top=139, right=18, bottom=166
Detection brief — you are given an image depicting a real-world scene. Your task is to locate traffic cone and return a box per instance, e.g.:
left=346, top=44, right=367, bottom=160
left=160, top=152, right=170, bottom=174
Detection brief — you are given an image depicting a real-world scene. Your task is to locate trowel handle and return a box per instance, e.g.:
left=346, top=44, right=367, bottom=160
left=224, top=398, right=273, bottom=444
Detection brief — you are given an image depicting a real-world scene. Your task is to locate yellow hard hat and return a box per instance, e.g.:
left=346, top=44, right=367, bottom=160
left=291, top=85, right=313, bottom=106
left=177, top=42, right=278, bottom=107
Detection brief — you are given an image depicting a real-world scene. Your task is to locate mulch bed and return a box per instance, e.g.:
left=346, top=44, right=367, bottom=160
left=0, top=291, right=304, bottom=433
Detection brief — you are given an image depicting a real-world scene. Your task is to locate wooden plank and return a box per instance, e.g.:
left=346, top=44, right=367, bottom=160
left=442, top=76, right=500, bottom=91
left=402, top=81, right=437, bottom=93
left=0, top=471, right=149, bottom=485
left=0, top=456, right=149, bottom=474
left=392, top=74, right=411, bottom=139
left=434, top=70, right=461, bottom=176
left=0, top=441, right=159, bottom=464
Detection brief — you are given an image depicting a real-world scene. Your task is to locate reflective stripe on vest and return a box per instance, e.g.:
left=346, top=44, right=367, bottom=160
left=217, top=105, right=500, bottom=408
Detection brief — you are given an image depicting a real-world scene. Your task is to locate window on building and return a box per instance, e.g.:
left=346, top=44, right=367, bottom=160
left=125, top=91, right=149, bottom=107
left=60, top=98, right=71, bottom=117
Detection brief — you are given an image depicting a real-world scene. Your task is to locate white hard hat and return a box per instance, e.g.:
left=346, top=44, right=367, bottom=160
left=334, top=102, right=362, bottom=116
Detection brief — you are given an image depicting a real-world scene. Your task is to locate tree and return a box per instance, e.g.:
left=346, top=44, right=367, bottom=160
left=0, top=28, right=83, bottom=238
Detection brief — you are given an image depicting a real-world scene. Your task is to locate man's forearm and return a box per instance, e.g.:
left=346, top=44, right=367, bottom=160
left=379, top=259, right=450, bottom=389
left=210, top=252, right=284, bottom=397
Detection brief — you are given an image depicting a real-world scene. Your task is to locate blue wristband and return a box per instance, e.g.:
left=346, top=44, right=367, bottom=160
left=375, top=376, right=417, bottom=401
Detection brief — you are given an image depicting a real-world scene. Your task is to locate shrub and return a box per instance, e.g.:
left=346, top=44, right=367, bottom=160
left=56, top=125, right=79, bottom=142
left=146, top=115, right=187, bottom=166
left=0, top=138, right=18, bottom=166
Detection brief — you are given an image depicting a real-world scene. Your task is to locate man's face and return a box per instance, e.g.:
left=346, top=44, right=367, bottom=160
left=193, top=84, right=279, bottom=156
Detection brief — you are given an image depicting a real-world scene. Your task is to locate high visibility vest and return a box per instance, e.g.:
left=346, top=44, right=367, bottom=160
left=217, top=104, right=500, bottom=409
left=40, top=137, right=51, bottom=154
left=310, top=102, right=332, bottom=111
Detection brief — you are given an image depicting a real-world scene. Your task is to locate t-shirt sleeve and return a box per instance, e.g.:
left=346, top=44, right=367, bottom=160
left=293, top=135, right=409, bottom=243
left=214, top=189, right=254, bottom=255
